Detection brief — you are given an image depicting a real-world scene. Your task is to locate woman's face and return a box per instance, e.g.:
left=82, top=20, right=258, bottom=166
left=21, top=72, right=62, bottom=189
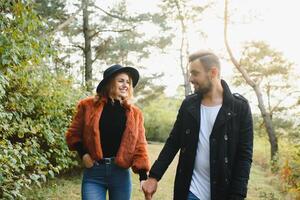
left=112, top=73, right=131, bottom=99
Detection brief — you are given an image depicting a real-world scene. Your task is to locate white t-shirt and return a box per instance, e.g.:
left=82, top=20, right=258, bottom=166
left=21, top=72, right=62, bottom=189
left=189, top=104, right=222, bottom=200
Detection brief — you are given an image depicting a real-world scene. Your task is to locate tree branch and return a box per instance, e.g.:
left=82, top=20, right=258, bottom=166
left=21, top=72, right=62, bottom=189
left=224, top=0, right=255, bottom=87
left=90, top=27, right=134, bottom=39
left=239, top=45, right=250, bottom=66
left=270, top=90, right=300, bottom=115
left=174, top=0, right=191, bottom=96
left=50, top=7, right=82, bottom=34
left=72, top=44, right=84, bottom=51
left=94, top=5, right=132, bottom=21
left=92, top=38, right=112, bottom=64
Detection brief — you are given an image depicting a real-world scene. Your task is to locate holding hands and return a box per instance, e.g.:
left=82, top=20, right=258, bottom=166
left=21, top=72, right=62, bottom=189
left=141, top=177, right=158, bottom=200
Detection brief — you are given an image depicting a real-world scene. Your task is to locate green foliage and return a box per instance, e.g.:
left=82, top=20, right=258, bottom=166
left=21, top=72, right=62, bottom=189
left=34, top=0, right=67, bottom=29
left=255, top=136, right=300, bottom=197
left=94, top=0, right=173, bottom=65
left=284, top=121, right=300, bottom=144
left=0, top=1, right=51, bottom=70
left=158, top=0, right=210, bottom=46
left=239, top=41, right=292, bottom=76
left=135, top=72, right=166, bottom=106
left=0, top=66, right=85, bottom=199
left=253, top=113, right=298, bottom=139
left=160, top=0, right=210, bottom=22
left=93, top=1, right=174, bottom=67
left=234, top=41, right=293, bottom=91
left=253, top=119, right=300, bottom=197
left=50, top=0, right=173, bottom=81
left=98, top=30, right=173, bottom=66
left=278, top=142, right=300, bottom=197
left=233, top=41, right=296, bottom=119
left=258, top=191, right=280, bottom=200
left=0, top=1, right=86, bottom=199
left=141, top=95, right=182, bottom=142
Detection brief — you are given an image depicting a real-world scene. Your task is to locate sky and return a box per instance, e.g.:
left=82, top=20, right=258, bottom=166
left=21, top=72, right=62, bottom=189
left=124, top=0, right=300, bottom=97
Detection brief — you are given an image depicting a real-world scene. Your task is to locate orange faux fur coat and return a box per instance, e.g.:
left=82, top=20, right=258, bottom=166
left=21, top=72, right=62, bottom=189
left=65, top=96, right=150, bottom=173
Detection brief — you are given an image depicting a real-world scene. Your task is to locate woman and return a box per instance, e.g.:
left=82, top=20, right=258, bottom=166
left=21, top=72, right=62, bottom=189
left=65, top=64, right=150, bottom=200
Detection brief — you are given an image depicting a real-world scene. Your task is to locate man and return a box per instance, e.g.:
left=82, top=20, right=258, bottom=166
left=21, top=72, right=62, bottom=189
left=142, top=51, right=253, bottom=200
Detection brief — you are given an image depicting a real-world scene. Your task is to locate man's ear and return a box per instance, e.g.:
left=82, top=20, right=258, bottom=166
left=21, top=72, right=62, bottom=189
left=211, top=66, right=219, bottom=78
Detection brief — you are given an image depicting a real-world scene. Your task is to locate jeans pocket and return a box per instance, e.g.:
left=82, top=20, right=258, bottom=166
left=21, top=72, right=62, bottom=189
left=83, top=164, right=104, bottom=179
left=86, top=162, right=96, bottom=169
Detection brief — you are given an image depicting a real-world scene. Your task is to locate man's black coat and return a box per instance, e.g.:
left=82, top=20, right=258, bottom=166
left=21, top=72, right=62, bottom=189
left=149, top=80, right=253, bottom=200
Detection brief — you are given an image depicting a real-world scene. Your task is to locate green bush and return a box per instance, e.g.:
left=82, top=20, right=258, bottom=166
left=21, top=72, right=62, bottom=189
left=141, top=95, right=182, bottom=142
left=0, top=67, right=86, bottom=199
left=0, top=2, right=87, bottom=199
left=278, top=141, right=300, bottom=197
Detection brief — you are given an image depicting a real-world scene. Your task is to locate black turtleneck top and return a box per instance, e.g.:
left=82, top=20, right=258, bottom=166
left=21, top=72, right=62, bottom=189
left=99, top=99, right=126, bottom=157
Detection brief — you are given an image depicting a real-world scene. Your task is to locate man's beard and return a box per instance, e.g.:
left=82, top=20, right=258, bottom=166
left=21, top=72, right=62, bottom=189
left=194, top=78, right=212, bottom=95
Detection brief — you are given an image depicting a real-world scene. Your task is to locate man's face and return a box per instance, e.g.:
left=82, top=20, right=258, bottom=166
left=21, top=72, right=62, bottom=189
left=189, top=60, right=212, bottom=94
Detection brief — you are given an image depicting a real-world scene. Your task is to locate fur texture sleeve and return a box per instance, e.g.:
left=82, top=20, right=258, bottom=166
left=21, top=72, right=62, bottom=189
left=131, top=109, right=151, bottom=173
left=65, top=100, right=85, bottom=151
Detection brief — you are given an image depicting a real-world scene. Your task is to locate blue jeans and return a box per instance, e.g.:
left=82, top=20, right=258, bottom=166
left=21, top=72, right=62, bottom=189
left=187, top=191, right=200, bottom=200
left=82, top=161, right=131, bottom=200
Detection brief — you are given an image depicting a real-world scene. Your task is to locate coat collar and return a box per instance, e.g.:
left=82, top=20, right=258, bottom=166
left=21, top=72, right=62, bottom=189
left=89, top=96, right=134, bottom=131
left=93, top=96, right=132, bottom=110
left=220, top=79, right=234, bottom=110
left=186, top=80, right=236, bottom=126
left=89, top=96, right=136, bottom=147
left=212, top=80, right=237, bottom=132
left=186, top=94, right=201, bottom=124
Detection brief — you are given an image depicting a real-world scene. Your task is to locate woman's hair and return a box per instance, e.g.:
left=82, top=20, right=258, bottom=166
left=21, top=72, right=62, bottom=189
left=96, top=72, right=134, bottom=103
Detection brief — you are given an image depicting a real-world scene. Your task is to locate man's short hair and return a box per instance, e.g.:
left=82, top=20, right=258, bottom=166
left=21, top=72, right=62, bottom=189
left=188, top=50, right=220, bottom=72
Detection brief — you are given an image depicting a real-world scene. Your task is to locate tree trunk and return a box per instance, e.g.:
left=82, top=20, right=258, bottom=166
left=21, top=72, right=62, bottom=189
left=179, top=36, right=192, bottom=97
left=82, top=0, right=93, bottom=92
left=253, top=85, right=278, bottom=159
left=224, top=0, right=278, bottom=161
left=175, top=0, right=192, bottom=96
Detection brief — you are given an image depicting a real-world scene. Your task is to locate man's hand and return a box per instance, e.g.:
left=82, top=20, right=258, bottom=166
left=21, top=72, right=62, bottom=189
left=142, top=177, right=158, bottom=200
left=82, top=153, right=94, bottom=168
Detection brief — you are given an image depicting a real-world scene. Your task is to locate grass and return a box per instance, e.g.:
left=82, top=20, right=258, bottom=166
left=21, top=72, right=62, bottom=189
left=23, top=142, right=288, bottom=200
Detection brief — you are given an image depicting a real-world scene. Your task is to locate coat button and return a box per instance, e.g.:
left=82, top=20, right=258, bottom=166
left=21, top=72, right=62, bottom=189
left=213, top=159, right=216, bottom=164
left=213, top=181, right=216, bottom=185
left=224, top=157, right=228, bottom=164
left=212, top=138, right=216, bottom=143
left=224, top=134, right=228, bottom=141
left=227, top=112, right=231, bottom=116
left=185, top=129, right=191, bottom=134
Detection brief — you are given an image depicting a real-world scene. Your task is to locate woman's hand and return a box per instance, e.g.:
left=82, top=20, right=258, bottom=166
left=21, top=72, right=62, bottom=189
left=140, top=180, right=146, bottom=191
left=82, top=153, right=94, bottom=168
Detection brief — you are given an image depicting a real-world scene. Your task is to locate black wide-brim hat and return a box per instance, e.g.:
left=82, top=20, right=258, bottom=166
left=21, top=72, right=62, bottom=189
left=96, top=64, right=139, bottom=93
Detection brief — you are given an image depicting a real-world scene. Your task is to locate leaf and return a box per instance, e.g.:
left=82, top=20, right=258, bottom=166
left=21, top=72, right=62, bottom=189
left=29, top=174, right=39, bottom=181
left=20, top=164, right=25, bottom=170
left=18, top=132, right=24, bottom=138
left=53, top=167, right=60, bottom=174
left=0, top=172, right=3, bottom=184
left=48, top=170, right=54, bottom=178
left=40, top=174, right=46, bottom=182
